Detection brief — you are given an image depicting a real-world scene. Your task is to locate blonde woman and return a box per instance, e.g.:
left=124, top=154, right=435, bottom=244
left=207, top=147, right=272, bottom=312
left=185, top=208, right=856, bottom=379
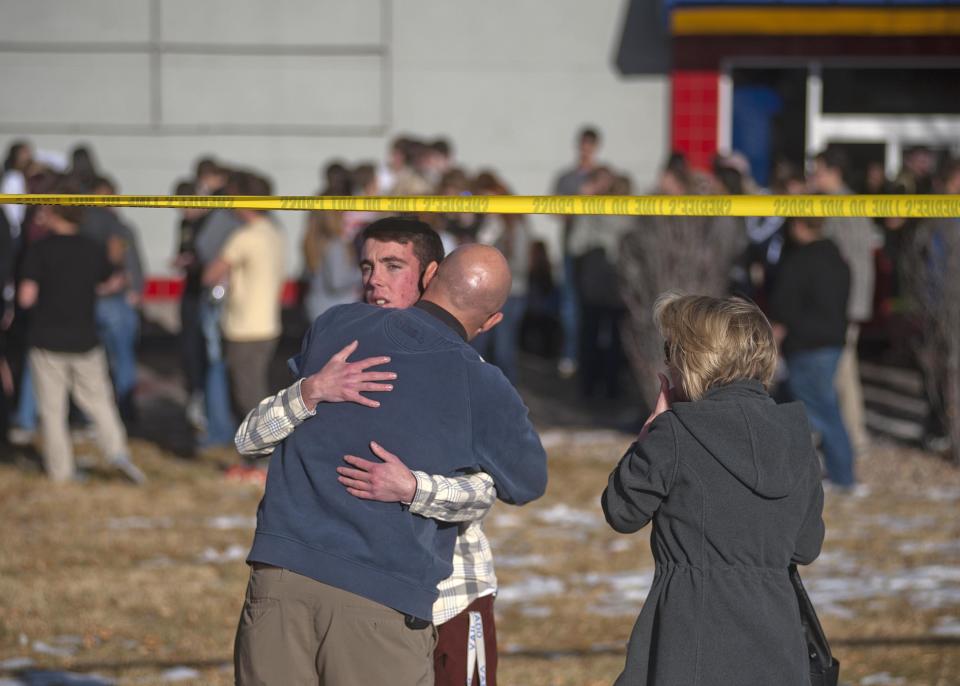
left=602, top=293, right=824, bottom=686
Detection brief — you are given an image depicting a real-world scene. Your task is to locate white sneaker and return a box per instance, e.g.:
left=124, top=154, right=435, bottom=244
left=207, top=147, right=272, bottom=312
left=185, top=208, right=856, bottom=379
left=186, top=392, right=207, bottom=432
left=557, top=358, right=578, bottom=379
left=111, top=456, right=147, bottom=485
left=7, top=426, right=34, bottom=446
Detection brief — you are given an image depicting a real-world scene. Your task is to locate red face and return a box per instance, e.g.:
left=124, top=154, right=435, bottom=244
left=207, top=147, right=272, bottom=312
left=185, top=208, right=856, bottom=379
left=360, top=239, right=424, bottom=309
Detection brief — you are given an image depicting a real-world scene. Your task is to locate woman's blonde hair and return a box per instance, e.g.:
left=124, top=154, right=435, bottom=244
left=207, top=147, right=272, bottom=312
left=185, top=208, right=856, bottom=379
left=654, top=291, right=778, bottom=401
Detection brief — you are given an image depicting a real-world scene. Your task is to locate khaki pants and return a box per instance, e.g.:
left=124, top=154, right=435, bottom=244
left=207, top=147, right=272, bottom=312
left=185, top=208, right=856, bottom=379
left=836, top=324, right=868, bottom=453
left=29, top=346, right=128, bottom=482
left=234, top=565, right=437, bottom=686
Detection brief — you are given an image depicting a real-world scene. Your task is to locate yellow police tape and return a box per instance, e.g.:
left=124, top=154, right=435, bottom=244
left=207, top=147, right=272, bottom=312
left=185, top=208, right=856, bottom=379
left=2, top=194, right=960, bottom=218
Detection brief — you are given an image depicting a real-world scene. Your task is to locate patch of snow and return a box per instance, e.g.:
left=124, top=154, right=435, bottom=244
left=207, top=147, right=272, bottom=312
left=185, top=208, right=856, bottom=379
left=159, top=667, right=200, bottom=682
left=899, top=539, right=960, bottom=556
left=857, top=514, right=936, bottom=533
left=106, top=516, right=173, bottom=530
left=534, top=504, right=603, bottom=528
left=607, top=539, right=632, bottom=553
left=31, top=641, right=76, bottom=658
left=519, top=606, right=553, bottom=618
left=807, top=564, right=960, bottom=616
left=12, top=671, right=113, bottom=685
left=497, top=576, right=565, bottom=604
left=539, top=429, right=630, bottom=451
left=496, top=554, right=550, bottom=569
left=0, top=658, right=33, bottom=670
left=205, top=515, right=256, bottom=530
left=924, top=487, right=960, bottom=502
left=932, top=616, right=960, bottom=636
left=860, top=672, right=906, bottom=685
left=197, top=544, right=247, bottom=564
left=487, top=512, right=521, bottom=528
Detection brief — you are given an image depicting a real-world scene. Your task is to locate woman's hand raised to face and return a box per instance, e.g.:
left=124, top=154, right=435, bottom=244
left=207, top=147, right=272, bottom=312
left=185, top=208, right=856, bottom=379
left=638, top=373, right=673, bottom=442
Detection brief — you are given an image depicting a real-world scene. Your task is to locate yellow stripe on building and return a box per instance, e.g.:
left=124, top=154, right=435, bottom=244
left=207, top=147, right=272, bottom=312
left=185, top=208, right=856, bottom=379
left=671, top=7, right=960, bottom=35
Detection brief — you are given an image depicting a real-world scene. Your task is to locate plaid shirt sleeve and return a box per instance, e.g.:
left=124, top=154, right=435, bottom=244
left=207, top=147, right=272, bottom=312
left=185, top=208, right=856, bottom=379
left=408, top=471, right=496, bottom=522
left=234, top=378, right=315, bottom=456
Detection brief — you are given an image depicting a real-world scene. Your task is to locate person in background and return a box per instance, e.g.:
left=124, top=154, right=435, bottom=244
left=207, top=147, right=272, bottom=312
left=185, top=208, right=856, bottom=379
left=64, top=144, right=100, bottom=193
left=520, top=240, right=561, bottom=359
left=194, top=157, right=228, bottom=196
left=603, top=292, right=823, bottom=685
left=472, top=170, right=530, bottom=385
left=378, top=135, right=412, bottom=194
left=896, top=145, right=936, bottom=195
left=810, top=147, right=880, bottom=455
left=433, top=168, right=479, bottom=253
left=170, top=179, right=209, bottom=432
left=552, top=126, right=602, bottom=379
left=422, top=138, right=454, bottom=188
left=82, top=176, right=145, bottom=424
left=770, top=216, right=856, bottom=491
left=192, top=166, right=242, bottom=448
left=0, top=208, right=12, bottom=446
left=2, top=141, right=32, bottom=246
left=569, top=167, right=632, bottom=399
left=342, top=163, right=381, bottom=245
left=18, top=203, right=145, bottom=484
left=203, top=172, right=285, bottom=477
left=302, top=161, right=360, bottom=322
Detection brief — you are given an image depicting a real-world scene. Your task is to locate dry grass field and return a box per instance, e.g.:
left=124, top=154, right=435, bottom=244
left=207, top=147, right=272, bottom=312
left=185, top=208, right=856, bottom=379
left=1, top=426, right=959, bottom=685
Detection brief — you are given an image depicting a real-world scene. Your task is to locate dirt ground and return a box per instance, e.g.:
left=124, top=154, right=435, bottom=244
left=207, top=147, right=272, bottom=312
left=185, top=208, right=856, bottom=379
left=1, top=359, right=959, bottom=685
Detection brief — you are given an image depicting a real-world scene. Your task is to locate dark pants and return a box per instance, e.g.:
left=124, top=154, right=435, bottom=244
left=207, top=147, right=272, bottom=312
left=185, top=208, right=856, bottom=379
left=786, top=347, right=855, bottom=487
left=225, top=337, right=278, bottom=419
left=179, top=294, right=205, bottom=396
left=434, top=595, right=498, bottom=686
left=578, top=304, right=625, bottom=399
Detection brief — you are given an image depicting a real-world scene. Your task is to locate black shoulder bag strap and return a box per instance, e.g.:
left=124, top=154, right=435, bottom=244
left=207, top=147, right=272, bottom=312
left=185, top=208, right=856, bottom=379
left=789, top=563, right=840, bottom=686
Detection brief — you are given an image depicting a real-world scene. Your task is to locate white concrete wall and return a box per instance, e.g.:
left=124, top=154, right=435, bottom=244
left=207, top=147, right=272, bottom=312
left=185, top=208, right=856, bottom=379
left=0, top=0, right=667, bottom=277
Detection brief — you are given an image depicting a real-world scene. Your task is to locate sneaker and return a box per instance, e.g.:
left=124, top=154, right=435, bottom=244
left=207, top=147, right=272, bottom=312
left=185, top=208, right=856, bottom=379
left=7, top=426, right=35, bottom=446
left=186, top=392, right=207, bottom=432
left=557, top=358, right=578, bottom=379
left=111, top=456, right=147, bottom=485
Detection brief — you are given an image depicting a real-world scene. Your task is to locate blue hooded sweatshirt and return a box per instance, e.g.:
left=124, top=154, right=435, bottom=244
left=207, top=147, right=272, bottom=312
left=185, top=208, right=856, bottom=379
left=247, top=302, right=548, bottom=620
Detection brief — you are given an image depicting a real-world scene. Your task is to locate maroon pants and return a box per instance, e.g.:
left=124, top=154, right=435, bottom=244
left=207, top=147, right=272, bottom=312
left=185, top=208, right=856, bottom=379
left=434, top=595, right=498, bottom=686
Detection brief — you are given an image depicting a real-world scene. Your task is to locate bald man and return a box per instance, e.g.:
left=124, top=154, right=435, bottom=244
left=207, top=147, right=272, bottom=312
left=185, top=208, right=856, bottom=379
left=234, top=241, right=548, bottom=686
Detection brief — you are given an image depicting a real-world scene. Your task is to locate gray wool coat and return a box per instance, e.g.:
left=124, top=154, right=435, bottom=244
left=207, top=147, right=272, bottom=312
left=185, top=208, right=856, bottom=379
left=602, top=380, right=825, bottom=686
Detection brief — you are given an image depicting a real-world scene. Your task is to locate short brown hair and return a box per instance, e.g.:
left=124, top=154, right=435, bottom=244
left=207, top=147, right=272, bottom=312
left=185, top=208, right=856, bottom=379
left=360, top=217, right=445, bottom=275
left=654, top=292, right=778, bottom=401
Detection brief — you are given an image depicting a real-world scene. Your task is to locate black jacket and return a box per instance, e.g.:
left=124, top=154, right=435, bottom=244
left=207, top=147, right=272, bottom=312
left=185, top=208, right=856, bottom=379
left=769, top=238, right=850, bottom=356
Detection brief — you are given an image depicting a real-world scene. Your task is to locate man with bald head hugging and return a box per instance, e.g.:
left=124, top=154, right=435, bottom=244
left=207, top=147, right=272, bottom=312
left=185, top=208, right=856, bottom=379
left=234, top=234, right=548, bottom=686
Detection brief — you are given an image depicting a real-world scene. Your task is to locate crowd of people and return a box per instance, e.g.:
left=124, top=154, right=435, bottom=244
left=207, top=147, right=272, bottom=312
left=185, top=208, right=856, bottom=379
left=1, top=130, right=959, bottom=685
left=2, top=131, right=959, bottom=489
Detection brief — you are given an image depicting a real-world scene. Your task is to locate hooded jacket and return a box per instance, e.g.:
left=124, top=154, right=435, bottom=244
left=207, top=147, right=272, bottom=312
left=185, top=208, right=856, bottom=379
left=603, top=380, right=824, bottom=686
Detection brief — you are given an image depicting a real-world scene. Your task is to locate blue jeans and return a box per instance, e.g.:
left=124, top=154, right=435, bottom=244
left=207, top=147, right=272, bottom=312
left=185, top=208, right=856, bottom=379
left=199, top=299, right=235, bottom=445
left=786, top=347, right=855, bottom=488
left=472, top=295, right=525, bottom=384
left=559, top=255, right=579, bottom=363
left=12, top=362, right=37, bottom=431
left=95, top=296, right=139, bottom=400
